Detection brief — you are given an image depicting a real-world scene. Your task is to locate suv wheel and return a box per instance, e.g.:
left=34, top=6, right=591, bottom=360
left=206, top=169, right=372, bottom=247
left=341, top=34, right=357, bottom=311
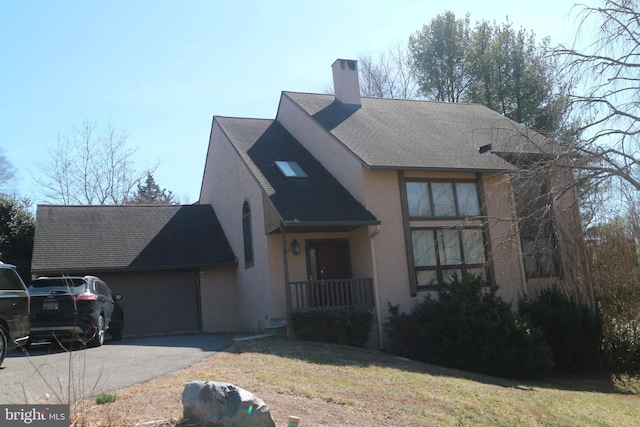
left=88, top=315, right=105, bottom=348
left=0, top=328, right=7, bottom=367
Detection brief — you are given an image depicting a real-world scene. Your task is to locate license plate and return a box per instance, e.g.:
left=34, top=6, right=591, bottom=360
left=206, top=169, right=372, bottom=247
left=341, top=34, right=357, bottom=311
left=43, top=301, right=59, bottom=310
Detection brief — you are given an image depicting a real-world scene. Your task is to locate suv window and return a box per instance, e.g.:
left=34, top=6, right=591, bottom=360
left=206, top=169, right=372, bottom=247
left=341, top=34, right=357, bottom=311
left=0, top=267, right=27, bottom=290
left=28, top=278, right=87, bottom=295
left=96, top=281, right=112, bottom=298
left=30, top=278, right=86, bottom=288
left=93, top=280, right=103, bottom=297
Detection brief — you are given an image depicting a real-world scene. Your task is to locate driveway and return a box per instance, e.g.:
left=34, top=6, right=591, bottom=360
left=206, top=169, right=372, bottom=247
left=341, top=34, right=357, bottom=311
left=0, top=333, right=234, bottom=404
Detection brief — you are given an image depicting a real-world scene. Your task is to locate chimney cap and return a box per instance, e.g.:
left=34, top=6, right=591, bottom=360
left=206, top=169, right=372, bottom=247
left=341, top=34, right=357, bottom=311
left=333, top=58, right=358, bottom=71
left=331, top=59, right=361, bottom=106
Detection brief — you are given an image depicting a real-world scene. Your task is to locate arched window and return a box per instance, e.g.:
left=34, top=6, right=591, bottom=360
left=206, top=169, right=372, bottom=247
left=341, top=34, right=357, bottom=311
left=242, top=201, right=254, bottom=267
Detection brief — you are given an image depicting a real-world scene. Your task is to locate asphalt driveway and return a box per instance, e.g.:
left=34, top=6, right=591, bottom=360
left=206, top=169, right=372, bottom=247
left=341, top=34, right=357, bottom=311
left=0, top=333, right=234, bottom=404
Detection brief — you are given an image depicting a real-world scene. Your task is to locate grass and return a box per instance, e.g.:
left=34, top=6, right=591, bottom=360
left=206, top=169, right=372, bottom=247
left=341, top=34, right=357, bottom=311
left=95, top=393, right=117, bottom=405
left=74, top=337, right=640, bottom=426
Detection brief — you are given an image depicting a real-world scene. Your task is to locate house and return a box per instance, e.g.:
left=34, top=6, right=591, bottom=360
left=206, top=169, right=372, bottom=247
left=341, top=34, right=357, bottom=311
left=31, top=59, right=590, bottom=345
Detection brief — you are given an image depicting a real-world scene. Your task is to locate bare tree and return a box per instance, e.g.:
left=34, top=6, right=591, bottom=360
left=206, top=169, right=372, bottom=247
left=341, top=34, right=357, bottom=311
left=0, top=147, right=16, bottom=193
left=555, top=0, right=640, bottom=191
left=358, top=42, right=420, bottom=99
left=36, top=120, right=155, bottom=204
left=533, top=1, right=640, bottom=370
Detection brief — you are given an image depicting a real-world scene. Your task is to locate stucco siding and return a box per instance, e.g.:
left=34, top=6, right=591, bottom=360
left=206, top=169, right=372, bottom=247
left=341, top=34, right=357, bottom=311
left=360, top=169, right=413, bottom=317
left=200, top=121, right=273, bottom=332
left=266, top=233, right=288, bottom=321
left=349, top=227, right=374, bottom=279
left=481, top=173, right=527, bottom=303
left=200, top=267, right=239, bottom=332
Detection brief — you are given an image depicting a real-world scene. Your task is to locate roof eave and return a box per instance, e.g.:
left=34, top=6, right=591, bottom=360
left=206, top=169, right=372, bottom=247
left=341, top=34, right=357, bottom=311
left=31, top=261, right=239, bottom=276
left=276, top=219, right=381, bottom=234
left=366, top=165, right=515, bottom=173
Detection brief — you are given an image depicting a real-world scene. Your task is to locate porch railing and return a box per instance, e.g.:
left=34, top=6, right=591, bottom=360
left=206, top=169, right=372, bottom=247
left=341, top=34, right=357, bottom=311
left=288, top=278, right=374, bottom=311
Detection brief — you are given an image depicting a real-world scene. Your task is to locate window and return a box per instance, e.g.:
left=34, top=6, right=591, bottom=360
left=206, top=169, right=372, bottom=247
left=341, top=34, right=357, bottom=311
left=406, top=181, right=480, bottom=218
left=0, top=267, right=25, bottom=290
left=274, top=161, right=308, bottom=178
left=412, top=228, right=486, bottom=287
left=242, top=201, right=254, bottom=267
left=94, top=280, right=112, bottom=299
left=513, top=169, right=557, bottom=278
left=404, top=179, right=485, bottom=288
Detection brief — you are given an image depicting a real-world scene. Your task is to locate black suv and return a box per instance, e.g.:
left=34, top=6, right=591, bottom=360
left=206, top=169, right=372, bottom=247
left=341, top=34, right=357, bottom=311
left=0, top=262, right=30, bottom=366
left=28, top=276, right=123, bottom=348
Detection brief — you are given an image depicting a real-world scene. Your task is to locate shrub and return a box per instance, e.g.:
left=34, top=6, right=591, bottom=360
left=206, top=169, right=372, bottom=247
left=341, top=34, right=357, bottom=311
left=586, top=220, right=640, bottom=378
left=519, top=285, right=601, bottom=374
left=601, top=317, right=640, bottom=378
left=290, top=307, right=374, bottom=347
left=384, top=274, right=554, bottom=379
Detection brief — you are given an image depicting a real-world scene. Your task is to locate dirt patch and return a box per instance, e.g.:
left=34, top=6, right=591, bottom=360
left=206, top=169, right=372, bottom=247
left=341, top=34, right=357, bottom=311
left=72, top=339, right=413, bottom=426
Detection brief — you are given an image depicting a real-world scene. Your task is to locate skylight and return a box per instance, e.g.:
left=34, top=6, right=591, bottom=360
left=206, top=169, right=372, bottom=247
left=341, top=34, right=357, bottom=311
left=275, top=161, right=308, bottom=178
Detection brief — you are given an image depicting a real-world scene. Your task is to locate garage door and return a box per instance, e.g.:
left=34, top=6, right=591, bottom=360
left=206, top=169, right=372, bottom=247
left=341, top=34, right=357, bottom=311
left=99, top=270, right=199, bottom=336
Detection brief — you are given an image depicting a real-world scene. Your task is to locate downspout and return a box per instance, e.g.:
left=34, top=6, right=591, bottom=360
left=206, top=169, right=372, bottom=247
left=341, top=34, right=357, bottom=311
left=195, top=269, right=203, bottom=332
left=369, top=224, right=384, bottom=349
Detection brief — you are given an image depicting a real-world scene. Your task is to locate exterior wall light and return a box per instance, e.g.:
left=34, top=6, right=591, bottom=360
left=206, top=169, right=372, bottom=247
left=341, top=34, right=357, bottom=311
left=291, top=239, right=300, bottom=255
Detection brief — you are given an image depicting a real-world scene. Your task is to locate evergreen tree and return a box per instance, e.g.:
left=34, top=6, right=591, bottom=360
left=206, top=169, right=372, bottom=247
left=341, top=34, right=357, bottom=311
left=127, top=173, right=176, bottom=204
left=409, top=11, right=471, bottom=102
left=0, top=194, right=35, bottom=282
left=407, top=11, right=569, bottom=136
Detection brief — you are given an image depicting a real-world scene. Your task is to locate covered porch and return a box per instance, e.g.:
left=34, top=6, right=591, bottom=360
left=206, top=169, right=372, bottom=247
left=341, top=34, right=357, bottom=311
left=277, top=225, right=381, bottom=347
left=274, top=220, right=380, bottom=314
left=260, top=177, right=381, bottom=342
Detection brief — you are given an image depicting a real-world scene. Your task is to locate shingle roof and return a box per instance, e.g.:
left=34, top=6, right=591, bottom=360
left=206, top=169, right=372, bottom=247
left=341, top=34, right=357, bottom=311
left=31, top=204, right=236, bottom=274
left=215, top=117, right=379, bottom=230
left=284, top=92, right=550, bottom=171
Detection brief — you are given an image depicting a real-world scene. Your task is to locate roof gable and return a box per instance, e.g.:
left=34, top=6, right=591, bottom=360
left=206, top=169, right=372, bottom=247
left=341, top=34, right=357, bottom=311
left=215, top=117, right=378, bottom=230
left=31, top=204, right=236, bottom=274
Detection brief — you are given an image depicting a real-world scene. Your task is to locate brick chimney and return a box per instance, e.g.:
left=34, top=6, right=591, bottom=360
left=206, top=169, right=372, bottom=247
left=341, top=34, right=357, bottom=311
left=331, top=59, right=361, bottom=106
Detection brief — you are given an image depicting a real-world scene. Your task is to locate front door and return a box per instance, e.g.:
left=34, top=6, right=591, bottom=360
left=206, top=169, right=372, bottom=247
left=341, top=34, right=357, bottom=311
left=306, top=239, right=352, bottom=308
left=307, top=239, right=352, bottom=280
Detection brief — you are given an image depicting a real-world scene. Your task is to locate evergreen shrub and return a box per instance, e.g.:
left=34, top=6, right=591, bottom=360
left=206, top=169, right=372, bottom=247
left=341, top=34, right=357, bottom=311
left=519, top=285, right=601, bottom=374
left=384, top=274, right=554, bottom=379
left=290, top=307, right=374, bottom=347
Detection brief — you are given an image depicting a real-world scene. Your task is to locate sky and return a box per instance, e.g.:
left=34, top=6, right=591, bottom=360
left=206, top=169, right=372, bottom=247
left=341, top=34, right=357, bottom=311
left=1, top=0, right=584, bottom=206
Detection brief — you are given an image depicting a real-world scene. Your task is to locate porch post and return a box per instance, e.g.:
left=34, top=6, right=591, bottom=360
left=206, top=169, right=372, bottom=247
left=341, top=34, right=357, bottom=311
left=370, top=224, right=385, bottom=349
left=281, top=224, right=292, bottom=312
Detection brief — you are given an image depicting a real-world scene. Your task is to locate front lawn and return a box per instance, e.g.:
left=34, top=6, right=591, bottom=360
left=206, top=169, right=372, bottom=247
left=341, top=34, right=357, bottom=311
left=75, top=337, right=640, bottom=426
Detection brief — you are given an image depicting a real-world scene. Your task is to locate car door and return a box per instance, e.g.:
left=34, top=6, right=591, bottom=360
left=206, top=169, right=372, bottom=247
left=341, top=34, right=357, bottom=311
left=94, top=280, right=114, bottom=325
left=0, top=266, right=30, bottom=345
